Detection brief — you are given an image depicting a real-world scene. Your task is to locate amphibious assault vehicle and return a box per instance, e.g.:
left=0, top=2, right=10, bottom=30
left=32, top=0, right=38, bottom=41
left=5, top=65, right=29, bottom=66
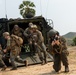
left=0, top=16, right=53, bottom=66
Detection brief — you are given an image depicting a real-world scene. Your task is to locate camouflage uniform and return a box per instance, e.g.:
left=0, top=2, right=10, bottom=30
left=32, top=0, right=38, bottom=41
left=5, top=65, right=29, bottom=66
left=30, top=25, right=47, bottom=64
left=24, top=27, right=32, bottom=38
left=48, top=30, right=69, bottom=72
left=23, top=22, right=33, bottom=39
left=11, top=25, right=24, bottom=39
left=0, top=44, right=7, bottom=71
left=24, top=26, right=34, bottom=55
left=3, top=32, right=27, bottom=70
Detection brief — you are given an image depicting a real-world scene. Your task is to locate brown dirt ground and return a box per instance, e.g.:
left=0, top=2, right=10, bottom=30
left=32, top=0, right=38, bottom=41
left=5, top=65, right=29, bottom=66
left=0, top=46, right=76, bottom=75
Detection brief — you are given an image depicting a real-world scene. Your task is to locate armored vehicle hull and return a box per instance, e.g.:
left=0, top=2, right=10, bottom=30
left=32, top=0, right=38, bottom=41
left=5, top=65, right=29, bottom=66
left=0, top=16, right=53, bottom=66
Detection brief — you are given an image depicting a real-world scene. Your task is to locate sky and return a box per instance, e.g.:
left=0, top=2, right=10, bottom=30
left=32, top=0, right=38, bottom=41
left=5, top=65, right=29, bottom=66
left=0, top=0, right=76, bottom=35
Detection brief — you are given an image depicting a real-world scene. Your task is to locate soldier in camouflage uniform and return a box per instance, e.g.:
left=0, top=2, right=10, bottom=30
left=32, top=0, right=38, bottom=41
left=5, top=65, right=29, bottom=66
left=0, top=44, right=7, bottom=71
left=3, top=32, right=28, bottom=70
left=11, top=25, right=24, bottom=40
left=24, top=22, right=35, bottom=55
left=47, top=29, right=69, bottom=73
left=24, top=22, right=33, bottom=38
left=30, top=25, right=47, bottom=64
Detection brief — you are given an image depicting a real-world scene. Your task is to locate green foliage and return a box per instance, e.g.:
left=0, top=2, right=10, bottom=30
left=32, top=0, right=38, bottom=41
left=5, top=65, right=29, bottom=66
left=19, top=0, right=36, bottom=18
left=73, top=37, right=76, bottom=45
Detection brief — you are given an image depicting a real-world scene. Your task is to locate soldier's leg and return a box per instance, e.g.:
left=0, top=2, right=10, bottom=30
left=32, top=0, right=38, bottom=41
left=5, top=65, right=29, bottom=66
left=0, top=55, right=7, bottom=71
left=10, top=53, right=17, bottom=70
left=29, top=42, right=33, bottom=55
left=35, top=45, right=44, bottom=64
left=15, top=56, right=24, bottom=63
left=61, top=52, right=69, bottom=72
left=15, top=55, right=28, bottom=66
left=40, top=43, right=47, bottom=63
left=32, top=44, right=36, bottom=55
left=0, top=56, right=6, bottom=67
left=53, top=54, right=61, bottom=72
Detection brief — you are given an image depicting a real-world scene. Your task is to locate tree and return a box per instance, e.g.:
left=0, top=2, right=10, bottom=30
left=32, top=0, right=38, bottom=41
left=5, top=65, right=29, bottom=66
left=73, top=37, right=76, bottom=45
left=19, top=0, right=36, bottom=18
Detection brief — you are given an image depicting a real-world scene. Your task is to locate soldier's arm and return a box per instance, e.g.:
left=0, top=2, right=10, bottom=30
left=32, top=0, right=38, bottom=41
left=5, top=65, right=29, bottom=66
left=5, top=39, right=11, bottom=51
left=24, top=28, right=29, bottom=37
left=7, top=39, right=11, bottom=46
left=37, top=30, right=44, bottom=43
left=15, top=38, right=21, bottom=46
left=60, top=36, right=67, bottom=50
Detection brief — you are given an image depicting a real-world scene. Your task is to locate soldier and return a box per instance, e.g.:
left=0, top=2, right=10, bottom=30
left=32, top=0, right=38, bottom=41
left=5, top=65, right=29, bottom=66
left=24, top=22, right=33, bottom=38
left=11, top=24, right=24, bottom=39
left=3, top=32, right=28, bottom=70
left=24, top=22, right=34, bottom=55
left=47, top=29, right=69, bottom=73
left=0, top=44, right=7, bottom=71
left=30, top=25, right=47, bottom=64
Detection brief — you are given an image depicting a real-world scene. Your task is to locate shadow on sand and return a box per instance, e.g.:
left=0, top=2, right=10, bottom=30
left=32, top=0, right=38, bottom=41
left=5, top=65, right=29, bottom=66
left=39, top=70, right=58, bottom=75
left=39, top=70, right=70, bottom=75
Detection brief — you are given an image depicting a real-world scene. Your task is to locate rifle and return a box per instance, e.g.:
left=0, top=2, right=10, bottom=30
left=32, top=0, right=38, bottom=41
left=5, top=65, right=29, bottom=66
left=53, top=44, right=62, bottom=54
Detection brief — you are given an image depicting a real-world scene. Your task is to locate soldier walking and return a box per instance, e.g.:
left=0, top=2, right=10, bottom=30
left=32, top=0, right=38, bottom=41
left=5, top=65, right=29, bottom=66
left=30, top=25, right=47, bottom=64
left=47, top=29, right=69, bottom=73
left=3, top=32, right=28, bottom=70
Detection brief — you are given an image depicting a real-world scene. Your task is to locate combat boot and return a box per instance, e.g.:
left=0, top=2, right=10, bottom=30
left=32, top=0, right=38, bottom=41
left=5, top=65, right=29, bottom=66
left=44, top=59, right=47, bottom=64
left=41, top=60, right=45, bottom=65
left=10, top=67, right=17, bottom=70
left=65, top=65, right=69, bottom=72
left=24, top=60, right=28, bottom=67
left=1, top=66, right=7, bottom=71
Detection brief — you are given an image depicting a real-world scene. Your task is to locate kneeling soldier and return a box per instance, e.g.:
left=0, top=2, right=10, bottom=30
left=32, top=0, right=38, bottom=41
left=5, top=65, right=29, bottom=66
left=48, top=29, right=69, bottom=73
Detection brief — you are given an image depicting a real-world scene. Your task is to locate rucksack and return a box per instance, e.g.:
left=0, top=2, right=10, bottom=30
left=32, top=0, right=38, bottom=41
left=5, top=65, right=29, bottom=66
left=11, top=34, right=23, bottom=45
left=18, top=37, right=23, bottom=45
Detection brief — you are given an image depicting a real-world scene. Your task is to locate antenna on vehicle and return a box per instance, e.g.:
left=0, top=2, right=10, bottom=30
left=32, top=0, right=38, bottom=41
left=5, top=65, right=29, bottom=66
left=45, top=0, right=49, bottom=19
left=5, top=0, right=7, bottom=18
left=40, top=0, right=42, bottom=16
left=45, top=0, right=54, bottom=28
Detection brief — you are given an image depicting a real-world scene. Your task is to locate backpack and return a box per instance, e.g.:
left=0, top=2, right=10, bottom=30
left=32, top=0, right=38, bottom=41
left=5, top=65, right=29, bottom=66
left=11, top=34, right=23, bottom=45
left=18, top=37, right=23, bottom=45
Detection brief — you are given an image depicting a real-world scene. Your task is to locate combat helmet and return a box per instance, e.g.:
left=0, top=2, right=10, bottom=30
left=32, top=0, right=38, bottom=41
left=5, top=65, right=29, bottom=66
left=32, top=25, right=37, bottom=29
left=48, top=29, right=58, bottom=38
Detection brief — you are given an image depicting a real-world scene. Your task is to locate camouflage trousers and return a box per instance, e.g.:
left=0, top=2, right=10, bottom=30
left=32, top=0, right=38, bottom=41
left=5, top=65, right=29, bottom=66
left=53, top=51, right=69, bottom=72
left=0, top=54, right=6, bottom=67
left=35, top=43, right=47, bottom=62
left=29, top=42, right=47, bottom=62
left=10, top=47, right=24, bottom=68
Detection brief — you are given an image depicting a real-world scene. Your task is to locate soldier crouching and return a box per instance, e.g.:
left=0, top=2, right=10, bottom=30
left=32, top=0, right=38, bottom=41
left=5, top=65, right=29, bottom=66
left=3, top=32, right=28, bottom=70
left=48, top=29, right=69, bottom=73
